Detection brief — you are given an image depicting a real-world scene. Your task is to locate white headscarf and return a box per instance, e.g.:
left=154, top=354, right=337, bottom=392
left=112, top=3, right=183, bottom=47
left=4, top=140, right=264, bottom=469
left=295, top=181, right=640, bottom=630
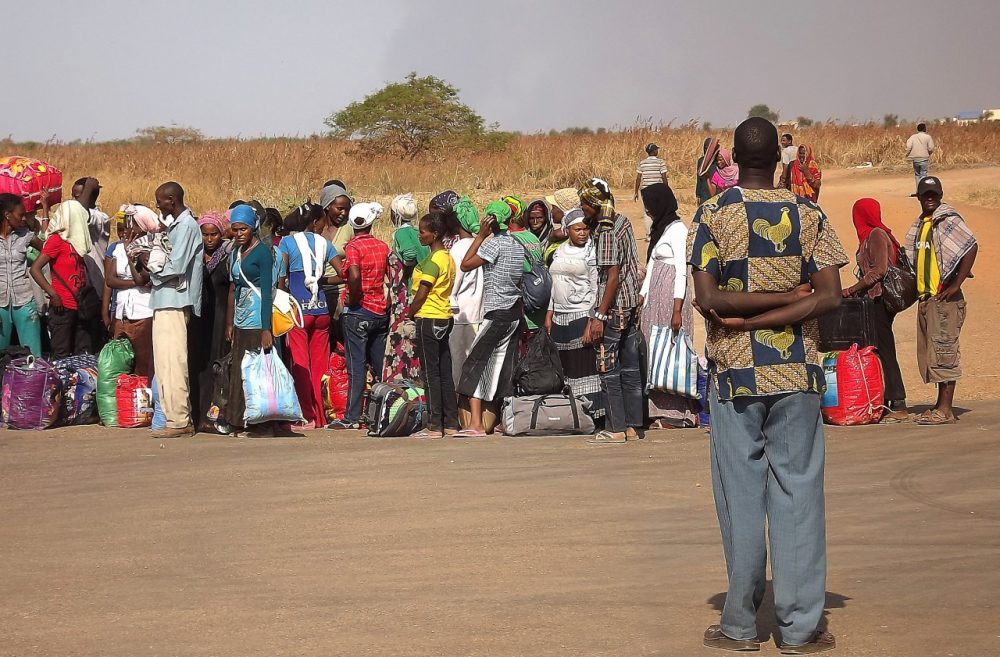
left=390, top=193, right=419, bottom=226
left=47, top=200, right=93, bottom=257
left=348, top=202, right=384, bottom=229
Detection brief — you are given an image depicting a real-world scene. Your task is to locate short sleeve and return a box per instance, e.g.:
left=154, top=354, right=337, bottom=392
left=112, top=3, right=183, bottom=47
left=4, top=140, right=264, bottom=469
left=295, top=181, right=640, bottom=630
left=415, top=254, right=441, bottom=286
left=596, top=229, right=619, bottom=268
left=277, top=236, right=292, bottom=257
left=807, top=210, right=849, bottom=273
left=687, top=209, right=721, bottom=280
left=105, top=241, right=119, bottom=258
left=41, top=234, right=63, bottom=259
left=477, top=237, right=501, bottom=264
left=343, top=241, right=359, bottom=269
left=659, top=160, right=668, bottom=175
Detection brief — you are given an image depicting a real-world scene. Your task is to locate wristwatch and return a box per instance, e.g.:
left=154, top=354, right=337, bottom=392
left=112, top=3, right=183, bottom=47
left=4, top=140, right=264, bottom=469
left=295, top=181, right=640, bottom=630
left=590, top=309, right=609, bottom=322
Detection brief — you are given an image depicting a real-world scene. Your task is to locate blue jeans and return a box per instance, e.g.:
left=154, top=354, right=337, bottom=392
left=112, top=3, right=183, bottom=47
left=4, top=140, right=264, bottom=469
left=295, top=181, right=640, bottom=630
left=597, top=309, right=643, bottom=433
left=0, top=301, right=42, bottom=355
left=341, top=309, right=389, bottom=423
left=912, top=159, right=929, bottom=188
left=708, top=385, right=827, bottom=646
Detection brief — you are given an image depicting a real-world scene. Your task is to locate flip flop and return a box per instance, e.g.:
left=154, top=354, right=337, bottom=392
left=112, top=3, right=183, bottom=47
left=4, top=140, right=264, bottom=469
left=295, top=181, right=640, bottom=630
left=412, top=430, right=443, bottom=439
left=587, top=430, right=627, bottom=444
left=703, top=625, right=760, bottom=652
left=915, top=409, right=957, bottom=425
left=780, top=631, right=836, bottom=655
left=455, top=429, right=487, bottom=437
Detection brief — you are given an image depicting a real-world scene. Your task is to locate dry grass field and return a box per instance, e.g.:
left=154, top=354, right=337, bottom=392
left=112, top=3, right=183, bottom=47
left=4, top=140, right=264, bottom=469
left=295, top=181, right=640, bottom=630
left=3, top=123, right=999, bottom=217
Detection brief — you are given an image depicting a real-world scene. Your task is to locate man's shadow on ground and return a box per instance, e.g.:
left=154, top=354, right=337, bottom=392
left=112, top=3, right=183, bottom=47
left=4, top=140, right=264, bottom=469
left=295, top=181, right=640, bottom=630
left=708, top=586, right=850, bottom=645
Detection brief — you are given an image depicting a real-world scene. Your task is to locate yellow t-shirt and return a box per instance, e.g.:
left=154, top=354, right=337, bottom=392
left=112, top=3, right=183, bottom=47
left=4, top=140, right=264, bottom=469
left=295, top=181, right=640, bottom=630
left=411, top=249, right=455, bottom=319
left=915, top=217, right=940, bottom=299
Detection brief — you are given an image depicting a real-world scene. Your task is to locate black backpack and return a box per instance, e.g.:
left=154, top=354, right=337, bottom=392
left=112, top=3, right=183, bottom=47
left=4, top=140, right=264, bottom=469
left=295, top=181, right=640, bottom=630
left=518, top=242, right=552, bottom=314
left=513, top=330, right=565, bottom=396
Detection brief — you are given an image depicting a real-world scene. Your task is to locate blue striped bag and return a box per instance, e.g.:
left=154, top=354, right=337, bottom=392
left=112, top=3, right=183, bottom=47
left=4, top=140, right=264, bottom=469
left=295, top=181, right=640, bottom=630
left=647, top=326, right=700, bottom=399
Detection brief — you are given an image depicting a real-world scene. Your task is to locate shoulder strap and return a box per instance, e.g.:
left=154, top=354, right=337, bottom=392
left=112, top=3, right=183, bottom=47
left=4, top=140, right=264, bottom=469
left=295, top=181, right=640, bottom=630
left=233, top=246, right=262, bottom=299
left=49, top=252, right=89, bottom=302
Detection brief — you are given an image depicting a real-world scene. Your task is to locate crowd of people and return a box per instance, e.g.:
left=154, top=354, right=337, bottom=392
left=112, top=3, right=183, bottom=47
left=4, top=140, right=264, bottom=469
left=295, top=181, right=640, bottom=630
left=0, top=117, right=980, bottom=653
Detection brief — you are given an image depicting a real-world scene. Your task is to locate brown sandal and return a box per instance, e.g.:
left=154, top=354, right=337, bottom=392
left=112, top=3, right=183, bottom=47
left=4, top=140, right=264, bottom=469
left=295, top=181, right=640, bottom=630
left=703, top=625, right=761, bottom=652
left=915, top=409, right=956, bottom=425
left=780, top=630, right=836, bottom=655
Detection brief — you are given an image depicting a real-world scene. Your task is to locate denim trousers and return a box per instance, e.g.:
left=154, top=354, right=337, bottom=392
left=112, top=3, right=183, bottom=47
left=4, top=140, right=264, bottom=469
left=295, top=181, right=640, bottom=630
left=708, top=385, right=827, bottom=646
left=415, top=317, right=458, bottom=432
left=341, top=309, right=389, bottom=423
left=597, top=309, right=643, bottom=433
left=912, top=159, right=929, bottom=187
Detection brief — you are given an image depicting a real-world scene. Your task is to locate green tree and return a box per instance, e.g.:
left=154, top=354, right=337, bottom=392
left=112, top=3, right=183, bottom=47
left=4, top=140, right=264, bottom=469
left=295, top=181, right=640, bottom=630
left=796, top=116, right=815, bottom=128
left=325, top=72, right=487, bottom=159
left=134, top=124, right=203, bottom=144
left=883, top=113, right=900, bottom=129
left=747, top=104, right=779, bottom=122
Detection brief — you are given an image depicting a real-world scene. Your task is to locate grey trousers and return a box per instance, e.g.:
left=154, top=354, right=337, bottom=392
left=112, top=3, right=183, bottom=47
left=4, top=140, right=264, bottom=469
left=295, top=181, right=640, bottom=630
left=708, top=386, right=827, bottom=645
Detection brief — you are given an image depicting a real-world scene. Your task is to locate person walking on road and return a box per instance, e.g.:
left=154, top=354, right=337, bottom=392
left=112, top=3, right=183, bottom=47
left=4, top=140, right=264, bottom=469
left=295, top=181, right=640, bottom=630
left=906, top=123, right=935, bottom=191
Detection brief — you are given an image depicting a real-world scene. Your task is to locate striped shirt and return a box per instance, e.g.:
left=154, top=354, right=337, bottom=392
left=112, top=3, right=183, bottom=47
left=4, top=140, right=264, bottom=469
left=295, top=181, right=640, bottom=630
left=477, top=233, right=523, bottom=315
left=596, top=214, right=641, bottom=312
left=636, top=156, right=667, bottom=189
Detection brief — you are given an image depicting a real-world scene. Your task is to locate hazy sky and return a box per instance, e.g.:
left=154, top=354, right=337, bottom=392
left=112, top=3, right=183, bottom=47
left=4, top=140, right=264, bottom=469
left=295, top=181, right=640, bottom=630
left=6, top=0, right=998, bottom=141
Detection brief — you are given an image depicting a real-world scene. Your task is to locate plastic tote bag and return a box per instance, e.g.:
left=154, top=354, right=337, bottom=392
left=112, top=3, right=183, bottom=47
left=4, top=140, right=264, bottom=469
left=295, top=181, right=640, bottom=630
left=240, top=349, right=304, bottom=424
left=646, top=326, right=699, bottom=399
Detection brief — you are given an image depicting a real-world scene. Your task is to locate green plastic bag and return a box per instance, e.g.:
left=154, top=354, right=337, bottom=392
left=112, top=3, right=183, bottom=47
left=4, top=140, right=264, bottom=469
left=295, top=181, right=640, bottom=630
left=97, top=339, right=134, bottom=427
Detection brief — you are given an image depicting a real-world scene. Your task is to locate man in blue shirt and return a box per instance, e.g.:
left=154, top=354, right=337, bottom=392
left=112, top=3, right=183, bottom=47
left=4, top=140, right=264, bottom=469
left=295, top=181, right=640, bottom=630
left=149, top=181, right=204, bottom=437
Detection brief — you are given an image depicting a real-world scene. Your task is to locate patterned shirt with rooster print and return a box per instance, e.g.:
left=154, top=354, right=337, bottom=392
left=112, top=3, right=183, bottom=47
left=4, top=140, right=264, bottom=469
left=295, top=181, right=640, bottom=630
left=688, top=187, right=848, bottom=400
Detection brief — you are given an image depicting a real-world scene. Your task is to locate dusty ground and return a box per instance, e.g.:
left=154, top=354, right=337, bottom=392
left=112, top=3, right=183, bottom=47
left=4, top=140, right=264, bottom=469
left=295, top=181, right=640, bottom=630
left=2, top=403, right=999, bottom=657
left=2, top=169, right=998, bottom=657
left=612, top=166, right=1000, bottom=404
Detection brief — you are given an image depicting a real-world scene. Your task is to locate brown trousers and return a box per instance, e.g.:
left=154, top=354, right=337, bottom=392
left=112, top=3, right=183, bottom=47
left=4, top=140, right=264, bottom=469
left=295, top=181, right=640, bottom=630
left=916, top=295, right=967, bottom=384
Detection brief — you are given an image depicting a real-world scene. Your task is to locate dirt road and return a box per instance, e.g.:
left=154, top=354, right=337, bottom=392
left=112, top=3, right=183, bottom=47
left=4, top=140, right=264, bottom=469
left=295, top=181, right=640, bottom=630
left=2, top=403, right=999, bottom=657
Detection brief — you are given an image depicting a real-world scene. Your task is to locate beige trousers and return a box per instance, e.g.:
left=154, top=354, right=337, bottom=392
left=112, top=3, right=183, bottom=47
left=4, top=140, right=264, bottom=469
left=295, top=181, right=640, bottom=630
left=152, top=308, right=192, bottom=428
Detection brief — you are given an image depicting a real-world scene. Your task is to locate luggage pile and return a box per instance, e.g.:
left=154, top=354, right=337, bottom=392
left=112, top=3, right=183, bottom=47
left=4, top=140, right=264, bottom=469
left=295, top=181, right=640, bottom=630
left=0, top=338, right=157, bottom=431
left=500, top=331, right=596, bottom=437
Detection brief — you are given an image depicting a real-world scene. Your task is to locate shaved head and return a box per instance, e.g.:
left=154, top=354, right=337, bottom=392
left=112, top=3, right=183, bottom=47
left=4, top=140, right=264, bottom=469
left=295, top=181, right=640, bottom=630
left=156, top=181, right=184, bottom=201
left=733, top=117, right=780, bottom=170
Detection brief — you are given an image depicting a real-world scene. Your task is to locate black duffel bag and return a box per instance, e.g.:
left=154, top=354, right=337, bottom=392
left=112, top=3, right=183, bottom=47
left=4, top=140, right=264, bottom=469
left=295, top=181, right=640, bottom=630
left=513, top=330, right=564, bottom=395
left=818, top=297, right=875, bottom=352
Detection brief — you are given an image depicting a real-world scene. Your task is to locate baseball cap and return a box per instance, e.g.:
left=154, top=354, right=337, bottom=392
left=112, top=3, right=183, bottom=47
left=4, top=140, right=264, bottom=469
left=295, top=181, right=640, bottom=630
left=916, top=177, right=943, bottom=197
left=645, top=143, right=659, bottom=154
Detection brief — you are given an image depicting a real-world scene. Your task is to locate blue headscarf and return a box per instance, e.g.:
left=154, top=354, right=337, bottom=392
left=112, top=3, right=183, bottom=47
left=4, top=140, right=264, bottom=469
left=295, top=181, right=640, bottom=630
left=230, top=204, right=258, bottom=228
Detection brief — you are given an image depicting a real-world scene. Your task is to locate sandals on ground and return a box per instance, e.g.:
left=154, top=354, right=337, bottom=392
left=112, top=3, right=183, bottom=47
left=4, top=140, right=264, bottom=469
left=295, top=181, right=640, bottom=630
left=780, top=631, right=836, bottom=655
left=455, top=428, right=487, bottom=437
left=915, top=409, right=957, bottom=425
left=587, top=430, right=627, bottom=444
left=703, top=625, right=761, bottom=652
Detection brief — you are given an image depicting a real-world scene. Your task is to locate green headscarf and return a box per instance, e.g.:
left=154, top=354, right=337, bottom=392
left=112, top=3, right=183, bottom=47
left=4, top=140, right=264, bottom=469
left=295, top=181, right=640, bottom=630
left=484, top=200, right=513, bottom=230
left=454, top=195, right=480, bottom=234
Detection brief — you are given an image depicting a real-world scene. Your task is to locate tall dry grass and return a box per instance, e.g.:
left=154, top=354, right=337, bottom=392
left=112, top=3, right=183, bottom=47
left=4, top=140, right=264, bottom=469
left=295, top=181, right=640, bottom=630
left=4, top=123, right=999, bottom=216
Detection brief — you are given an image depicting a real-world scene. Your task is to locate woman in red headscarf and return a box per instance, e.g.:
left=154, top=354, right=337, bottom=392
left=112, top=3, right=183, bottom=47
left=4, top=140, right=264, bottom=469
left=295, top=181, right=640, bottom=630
left=843, top=198, right=908, bottom=422
left=788, top=144, right=822, bottom=201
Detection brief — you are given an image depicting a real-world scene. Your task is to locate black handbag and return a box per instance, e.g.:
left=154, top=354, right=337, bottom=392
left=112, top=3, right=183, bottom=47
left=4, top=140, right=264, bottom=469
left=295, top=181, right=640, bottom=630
left=50, top=264, right=102, bottom=321
left=818, top=297, right=876, bottom=352
left=880, top=249, right=918, bottom=314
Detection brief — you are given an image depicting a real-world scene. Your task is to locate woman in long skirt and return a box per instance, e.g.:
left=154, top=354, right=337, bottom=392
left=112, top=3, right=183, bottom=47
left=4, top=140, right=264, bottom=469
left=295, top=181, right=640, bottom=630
left=640, top=183, right=698, bottom=428
left=383, top=193, right=428, bottom=384
left=544, top=209, right=604, bottom=419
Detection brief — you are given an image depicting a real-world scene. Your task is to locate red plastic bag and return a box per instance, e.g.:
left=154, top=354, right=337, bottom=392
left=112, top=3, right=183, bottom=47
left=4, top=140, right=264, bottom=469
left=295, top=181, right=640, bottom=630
left=821, top=345, right=885, bottom=426
left=322, top=352, right=349, bottom=421
left=0, top=156, right=62, bottom=212
left=116, top=374, right=153, bottom=428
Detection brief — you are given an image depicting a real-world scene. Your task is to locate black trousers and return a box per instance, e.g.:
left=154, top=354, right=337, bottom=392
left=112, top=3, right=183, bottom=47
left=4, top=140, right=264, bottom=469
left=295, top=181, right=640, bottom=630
left=871, top=296, right=906, bottom=404
left=415, top=317, right=458, bottom=432
left=47, top=307, right=92, bottom=360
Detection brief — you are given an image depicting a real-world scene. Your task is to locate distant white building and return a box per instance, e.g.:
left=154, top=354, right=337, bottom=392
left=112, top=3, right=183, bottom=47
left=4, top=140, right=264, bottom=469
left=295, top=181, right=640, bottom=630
left=954, top=111, right=982, bottom=126
left=985, top=109, right=1000, bottom=121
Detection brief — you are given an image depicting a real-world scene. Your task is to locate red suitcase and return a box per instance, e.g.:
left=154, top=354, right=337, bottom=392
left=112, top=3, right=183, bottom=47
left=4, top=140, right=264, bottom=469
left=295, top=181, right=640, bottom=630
left=0, top=156, right=63, bottom=212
